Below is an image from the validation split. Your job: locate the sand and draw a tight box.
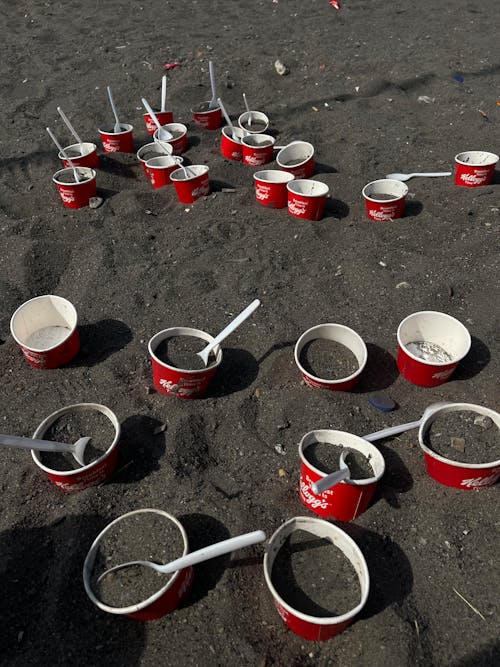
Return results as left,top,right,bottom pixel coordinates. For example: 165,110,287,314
0,1,499,666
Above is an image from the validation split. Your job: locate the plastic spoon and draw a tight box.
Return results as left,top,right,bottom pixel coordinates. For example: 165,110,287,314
97,529,266,582
312,450,350,494
160,75,167,112
46,127,81,182
57,107,84,154
218,97,242,142
362,402,450,442
0,434,91,467
385,171,452,182
208,61,218,109
243,92,252,128
107,86,122,134
197,299,261,367
141,97,173,140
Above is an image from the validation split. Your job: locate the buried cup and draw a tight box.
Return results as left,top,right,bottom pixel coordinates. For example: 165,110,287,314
191,101,222,130
253,170,294,208
98,124,134,153
362,179,408,221
58,142,99,169
263,516,370,641
454,151,498,187
146,155,184,189
153,123,188,155
148,327,222,398
294,323,368,391
299,430,385,521
136,141,173,178
32,403,120,492
276,141,315,179
397,311,471,387
241,133,275,166
144,110,174,134
10,294,79,369
238,110,269,135
52,166,97,209
220,125,246,161
170,165,210,204
287,179,329,221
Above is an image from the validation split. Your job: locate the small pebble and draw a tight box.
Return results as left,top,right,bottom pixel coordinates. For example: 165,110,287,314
278,468,287,477
473,415,493,430
451,437,465,453
274,60,289,76
89,196,103,209
274,444,286,455
396,281,412,289
368,393,397,412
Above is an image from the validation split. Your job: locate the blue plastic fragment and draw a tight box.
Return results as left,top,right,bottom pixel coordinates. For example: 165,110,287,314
368,392,397,412
454,74,464,83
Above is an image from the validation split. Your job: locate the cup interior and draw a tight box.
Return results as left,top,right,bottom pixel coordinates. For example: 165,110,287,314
253,170,294,185
455,151,499,167
10,295,77,349
146,155,179,169
53,167,95,185
362,179,408,201
222,126,246,143
137,142,173,162
238,111,269,132
169,165,209,183
398,311,471,364
277,142,314,167
98,124,133,135
59,142,96,159
287,179,329,197
148,327,221,372
242,134,274,148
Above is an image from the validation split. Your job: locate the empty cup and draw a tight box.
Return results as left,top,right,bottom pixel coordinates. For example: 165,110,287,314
362,179,408,221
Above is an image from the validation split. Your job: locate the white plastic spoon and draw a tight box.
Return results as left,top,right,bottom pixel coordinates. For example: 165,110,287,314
46,127,81,182
161,75,167,112
57,107,84,154
208,61,218,109
197,299,261,367
312,450,350,494
218,97,236,132
141,97,173,140
385,171,451,182
107,86,122,134
362,402,450,442
0,434,90,467
243,92,253,128
97,529,266,582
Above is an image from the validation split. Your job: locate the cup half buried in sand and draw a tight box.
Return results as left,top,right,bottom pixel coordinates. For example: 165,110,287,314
153,123,189,155
299,430,385,521
191,60,222,129
10,294,80,369
220,126,246,161
418,402,500,489
241,133,275,166
287,179,329,221
253,169,294,208
263,516,370,641
52,166,97,209
362,179,408,221
31,402,120,492
143,75,174,133
169,165,210,204
136,141,173,178
98,123,134,153
276,141,315,179
294,323,368,391
454,150,498,187
145,155,184,189
58,142,99,169
238,108,269,135
83,509,193,620
397,311,471,387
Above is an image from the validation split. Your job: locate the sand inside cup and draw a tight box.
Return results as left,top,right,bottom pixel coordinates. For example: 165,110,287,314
271,529,361,617
55,169,90,184
405,341,453,363
154,335,216,370
299,339,359,380
91,513,185,608
281,157,308,166
369,193,399,201
240,118,268,132
193,102,219,113
25,325,71,349
40,409,116,470
305,441,374,479
424,410,500,464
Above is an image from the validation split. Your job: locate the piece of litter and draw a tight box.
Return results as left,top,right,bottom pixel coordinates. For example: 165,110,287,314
164,62,181,70
153,423,167,435
454,74,464,83
453,588,486,620
478,109,488,119
312,106,319,112
462,529,470,535
451,437,465,453
184,208,191,213
355,86,360,92
329,0,341,8
379,261,387,267
274,444,286,455
368,393,397,413
418,95,435,104
221,188,236,193
89,196,103,209
255,387,261,398
274,60,289,76
396,281,412,289
473,415,493,430
22,78,28,84
278,468,287,477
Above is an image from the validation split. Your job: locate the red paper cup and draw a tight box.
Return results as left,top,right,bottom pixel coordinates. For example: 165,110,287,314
153,123,189,155
276,141,315,179
263,517,370,641
362,179,408,221
10,294,79,369
238,110,269,135
143,110,174,134
146,155,184,189
253,170,294,208
220,126,246,161
418,403,500,489
191,101,222,130
294,323,367,391
83,509,193,620
397,311,471,387
52,166,97,209
31,403,120,492
454,151,498,187
98,124,134,153
148,327,222,398
58,142,99,169
137,142,173,178
287,179,329,221
299,430,385,521
170,165,210,204
241,134,275,167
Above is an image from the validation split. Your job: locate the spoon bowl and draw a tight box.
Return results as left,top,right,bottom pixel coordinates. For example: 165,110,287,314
311,449,350,494
362,402,451,442
0,434,90,467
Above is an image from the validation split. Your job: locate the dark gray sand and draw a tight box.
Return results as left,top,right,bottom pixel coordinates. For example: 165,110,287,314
299,339,359,379
153,335,213,370
305,442,374,479
1,1,499,666
425,410,499,464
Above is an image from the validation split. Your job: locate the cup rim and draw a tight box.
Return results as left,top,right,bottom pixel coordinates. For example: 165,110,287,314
148,327,222,373
143,110,173,118
57,142,97,160
253,169,295,185
137,142,173,162
52,167,96,186
238,111,270,133
362,179,409,202
169,165,209,183
83,509,189,615
276,141,315,168
31,402,121,475
241,133,275,148
98,124,133,136
418,402,500,469
145,155,179,169
454,151,499,167
221,125,246,142
10,294,78,352
287,179,329,198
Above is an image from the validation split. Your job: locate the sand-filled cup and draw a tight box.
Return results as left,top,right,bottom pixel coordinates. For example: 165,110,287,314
397,311,471,387
287,179,329,221
58,142,99,169
144,110,174,134
241,134,275,166
98,124,134,153
263,516,370,641
146,155,184,189
191,101,222,130
10,294,79,368
418,403,500,489
153,123,188,155
253,170,294,208
220,126,246,161
238,110,270,135
31,402,120,492
136,141,173,179
170,165,210,204
276,141,315,179
52,166,97,209
362,179,408,221
454,151,498,187
299,430,385,521
83,509,193,620
294,323,367,392
148,327,222,398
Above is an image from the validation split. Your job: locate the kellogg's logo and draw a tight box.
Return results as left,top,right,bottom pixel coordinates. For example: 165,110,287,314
431,368,454,380
460,470,500,488
460,172,488,185
288,199,308,216
368,208,396,221
191,182,210,198
300,479,329,510
256,185,270,200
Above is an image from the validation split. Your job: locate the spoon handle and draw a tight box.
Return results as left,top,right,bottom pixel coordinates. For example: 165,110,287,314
217,98,234,129
141,97,161,130
107,86,121,130
0,433,75,454
57,107,83,146
209,61,216,100
243,92,251,114
46,127,80,182
161,75,167,112
412,172,452,178
312,468,350,494
199,299,261,362
363,419,422,442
